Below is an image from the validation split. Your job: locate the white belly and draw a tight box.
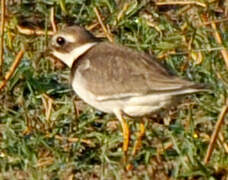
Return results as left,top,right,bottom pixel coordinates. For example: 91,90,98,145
123,94,172,116
72,72,125,113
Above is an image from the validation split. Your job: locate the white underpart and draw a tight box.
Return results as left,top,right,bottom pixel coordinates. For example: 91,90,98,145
52,42,97,68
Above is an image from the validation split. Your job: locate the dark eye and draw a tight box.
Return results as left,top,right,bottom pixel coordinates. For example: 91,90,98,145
56,36,65,46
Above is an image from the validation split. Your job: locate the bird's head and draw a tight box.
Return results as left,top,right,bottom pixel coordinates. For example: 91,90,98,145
50,26,98,68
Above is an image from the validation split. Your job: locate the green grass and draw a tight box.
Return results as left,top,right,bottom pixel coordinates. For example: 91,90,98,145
1,0,228,179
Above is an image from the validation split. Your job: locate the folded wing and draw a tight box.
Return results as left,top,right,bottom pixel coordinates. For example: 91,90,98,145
72,42,205,100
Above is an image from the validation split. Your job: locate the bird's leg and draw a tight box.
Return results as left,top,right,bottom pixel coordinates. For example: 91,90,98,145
132,122,145,156
114,109,130,153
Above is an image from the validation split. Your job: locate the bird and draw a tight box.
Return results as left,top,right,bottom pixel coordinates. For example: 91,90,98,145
49,25,207,153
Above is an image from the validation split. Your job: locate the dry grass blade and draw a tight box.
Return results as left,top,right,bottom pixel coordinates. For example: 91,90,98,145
17,25,54,36
50,7,57,33
0,0,6,77
86,22,99,31
41,93,54,123
0,49,24,90
55,135,93,146
204,18,228,25
117,3,129,21
204,100,228,164
155,1,206,8
36,157,54,167
93,7,114,42
211,22,228,69
218,133,228,153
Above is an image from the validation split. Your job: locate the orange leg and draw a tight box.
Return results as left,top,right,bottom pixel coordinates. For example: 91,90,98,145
132,122,145,156
114,109,130,153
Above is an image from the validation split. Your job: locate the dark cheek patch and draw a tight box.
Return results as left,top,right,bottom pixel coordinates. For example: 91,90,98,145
52,43,75,54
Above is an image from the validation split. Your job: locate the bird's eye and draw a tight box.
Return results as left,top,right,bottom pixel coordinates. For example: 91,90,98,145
56,36,66,46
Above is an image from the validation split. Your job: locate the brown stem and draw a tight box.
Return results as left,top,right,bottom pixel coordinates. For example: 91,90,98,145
204,100,228,164
0,0,6,77
0,49,24,90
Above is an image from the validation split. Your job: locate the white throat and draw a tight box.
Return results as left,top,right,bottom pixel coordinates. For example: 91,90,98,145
52,42,97,68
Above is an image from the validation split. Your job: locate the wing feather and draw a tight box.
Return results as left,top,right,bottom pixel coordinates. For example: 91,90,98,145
71,42,202,100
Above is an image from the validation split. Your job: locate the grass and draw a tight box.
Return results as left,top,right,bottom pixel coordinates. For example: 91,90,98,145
0,0,228,179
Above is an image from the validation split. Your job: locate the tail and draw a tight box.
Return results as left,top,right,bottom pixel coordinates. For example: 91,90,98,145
187,83,211,92
159,83,211,96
